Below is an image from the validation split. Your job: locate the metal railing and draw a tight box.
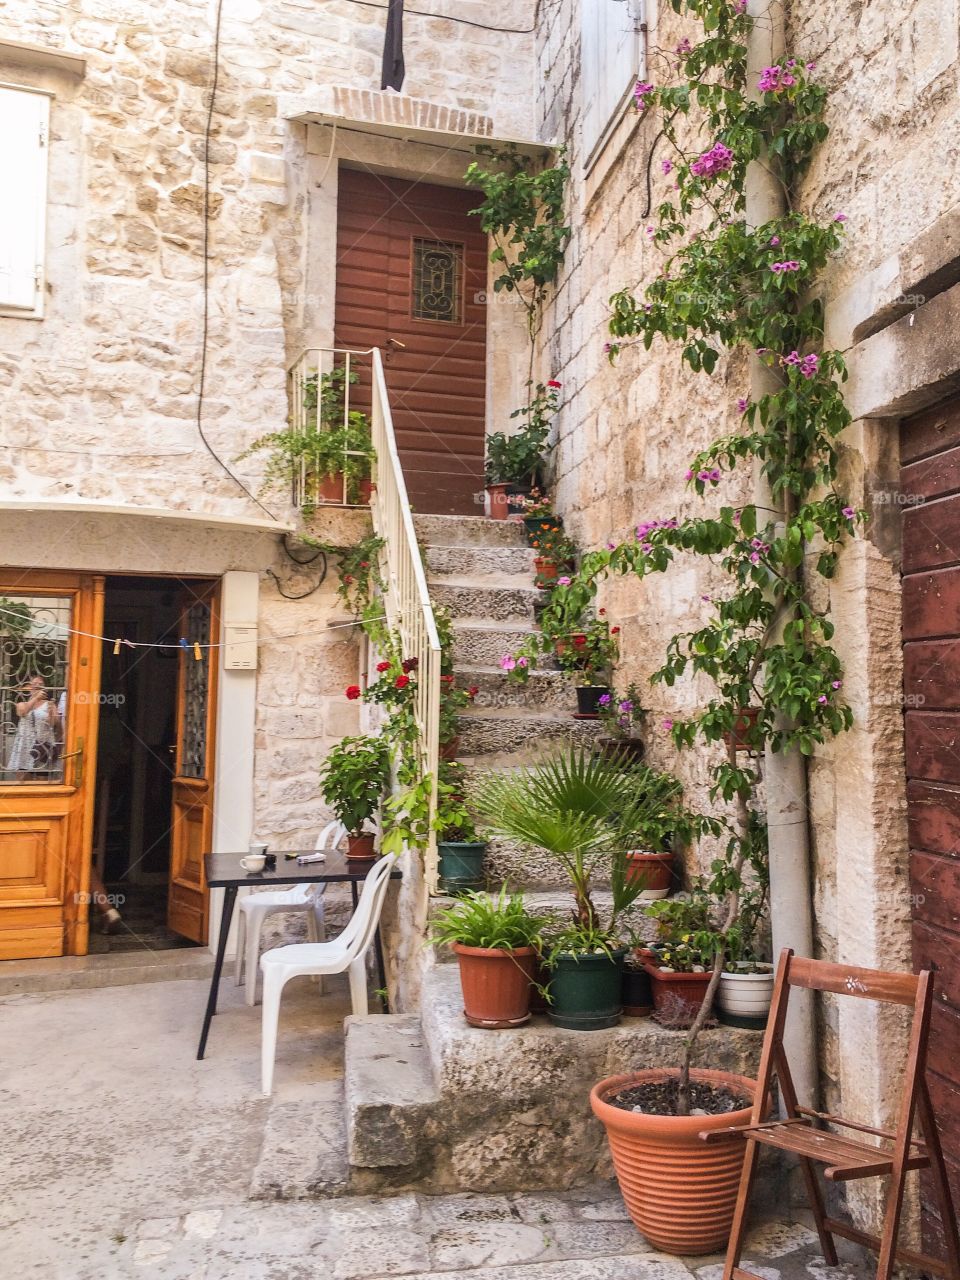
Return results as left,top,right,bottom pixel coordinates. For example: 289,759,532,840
287,348,373,509
288,346,442,888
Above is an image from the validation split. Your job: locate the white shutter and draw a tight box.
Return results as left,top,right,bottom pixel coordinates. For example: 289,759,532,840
581,0,643,165
0,86,49,316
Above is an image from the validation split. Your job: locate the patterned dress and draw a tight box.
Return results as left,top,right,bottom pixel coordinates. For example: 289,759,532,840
6,700,57,773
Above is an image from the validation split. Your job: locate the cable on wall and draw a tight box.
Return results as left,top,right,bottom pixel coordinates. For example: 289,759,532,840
343,0,536,35
194,0,280,524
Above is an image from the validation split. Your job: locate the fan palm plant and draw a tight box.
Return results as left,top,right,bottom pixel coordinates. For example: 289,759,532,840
473,746,662,934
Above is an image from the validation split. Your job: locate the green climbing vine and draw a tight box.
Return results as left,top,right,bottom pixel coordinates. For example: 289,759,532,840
530,0,858,804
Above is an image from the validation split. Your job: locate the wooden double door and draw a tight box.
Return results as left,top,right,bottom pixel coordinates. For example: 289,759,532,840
0,571,218,959
334,168,489,516
901,396,960,1254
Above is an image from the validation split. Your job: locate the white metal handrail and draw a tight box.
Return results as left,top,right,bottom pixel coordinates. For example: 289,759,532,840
288,346,442,889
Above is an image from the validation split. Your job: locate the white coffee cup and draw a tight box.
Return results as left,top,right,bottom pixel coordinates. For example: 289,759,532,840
241,853,266,873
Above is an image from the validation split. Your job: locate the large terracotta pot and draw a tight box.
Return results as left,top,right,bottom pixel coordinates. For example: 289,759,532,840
590,1068,757,1254
453,943,535,1028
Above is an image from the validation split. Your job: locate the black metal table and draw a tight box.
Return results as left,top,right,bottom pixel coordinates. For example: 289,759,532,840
197,850,402,1060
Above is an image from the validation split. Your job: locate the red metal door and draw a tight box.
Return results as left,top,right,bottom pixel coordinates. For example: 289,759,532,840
334,168,488,516
902,396,960,1255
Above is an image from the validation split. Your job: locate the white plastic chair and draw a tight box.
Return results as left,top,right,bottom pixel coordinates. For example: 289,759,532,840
259,852,398,1095
234,821,346,1006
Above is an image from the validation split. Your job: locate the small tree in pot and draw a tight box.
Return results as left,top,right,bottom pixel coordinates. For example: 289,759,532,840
319,735,391,860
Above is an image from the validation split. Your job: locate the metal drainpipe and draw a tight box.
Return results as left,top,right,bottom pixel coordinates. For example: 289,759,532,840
745,0,819,1111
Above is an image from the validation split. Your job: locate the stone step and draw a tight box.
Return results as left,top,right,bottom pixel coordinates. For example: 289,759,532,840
249,1083,352,1200
344,1014,440,1171
431,580,541,625
0,946,215,996
426,543,535,578
463,666,573,714
452,621,538,667
415,513,528,548
455,710,605,759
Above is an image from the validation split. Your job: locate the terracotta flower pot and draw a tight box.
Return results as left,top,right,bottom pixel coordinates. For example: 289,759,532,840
358,478,375,504
591,1068,758,1254
533,556,561,584
486,483,510,520
722,706,760,751
453,943,535,1029
316,471,345,503
644,962,712,1027
346,831,377,861
625,851,674,900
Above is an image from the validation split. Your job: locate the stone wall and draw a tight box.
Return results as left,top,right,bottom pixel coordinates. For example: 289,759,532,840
0,0,536,515
532,0,960,1229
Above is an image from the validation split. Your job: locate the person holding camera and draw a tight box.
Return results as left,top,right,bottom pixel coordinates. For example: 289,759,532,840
6,675,60,781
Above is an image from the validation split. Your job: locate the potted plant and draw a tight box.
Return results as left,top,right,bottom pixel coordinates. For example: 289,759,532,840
621,764,699,901
473,746,665,1030
436,762,487,894
530,525,576,587
430,888,548,1028
517,487,557,543
556,616,619,717
717,863,772,1029
238,367,375,509
438,676,478,761
485,381,559,518
621,945,654,1017
318,734,391,860
597,683,646,760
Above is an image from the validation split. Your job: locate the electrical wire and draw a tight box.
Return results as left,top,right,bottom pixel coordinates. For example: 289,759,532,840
342,0,535,34
194,0,280,524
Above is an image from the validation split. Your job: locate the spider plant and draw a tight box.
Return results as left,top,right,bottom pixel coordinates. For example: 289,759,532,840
430,887,549,952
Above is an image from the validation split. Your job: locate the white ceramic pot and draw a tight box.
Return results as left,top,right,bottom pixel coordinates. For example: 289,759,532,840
717,966,774,1021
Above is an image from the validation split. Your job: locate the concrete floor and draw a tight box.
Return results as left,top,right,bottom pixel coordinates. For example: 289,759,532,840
0,974,876,1280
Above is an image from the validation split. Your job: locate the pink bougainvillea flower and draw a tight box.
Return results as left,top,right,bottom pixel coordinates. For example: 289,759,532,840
557,575,572,586
516,656,528,668
737,397,749,413
817,695,828,704
662,718,674,731
690,141,734,179
499,655,516,671
634,81,655,108
675,37,692,54
606,540,617,550
661,160,673,175
832,680,842,689
684,468,694,481
834,212,847,222
842,506,855,519
769,235,781,246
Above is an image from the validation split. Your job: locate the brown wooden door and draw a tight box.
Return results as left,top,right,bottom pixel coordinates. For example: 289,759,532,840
902,396,960,1255
0,572,103,958
167,582,219,943
334,168,488,516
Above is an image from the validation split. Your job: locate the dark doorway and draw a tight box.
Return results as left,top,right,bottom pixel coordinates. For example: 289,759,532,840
89,577,191,953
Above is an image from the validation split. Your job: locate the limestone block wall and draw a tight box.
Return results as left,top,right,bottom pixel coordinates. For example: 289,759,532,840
533,0,960,1214
0,0,535,516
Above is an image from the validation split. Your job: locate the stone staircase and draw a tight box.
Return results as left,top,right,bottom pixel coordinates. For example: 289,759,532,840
251,514,763,1202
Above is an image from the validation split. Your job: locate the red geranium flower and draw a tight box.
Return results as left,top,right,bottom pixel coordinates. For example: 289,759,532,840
611,626,621,635
599,608,606,616
572,634,587,648
395,675,410,689
359,561,369,568
345,685,361,700
547,379,562,388
402,656,419,673
343,574,354,584
468,686,479,697
441,674,454,684
376,660,391,673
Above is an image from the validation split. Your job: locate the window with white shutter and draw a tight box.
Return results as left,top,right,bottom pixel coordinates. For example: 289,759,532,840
0,85,50,318
580,0,644,170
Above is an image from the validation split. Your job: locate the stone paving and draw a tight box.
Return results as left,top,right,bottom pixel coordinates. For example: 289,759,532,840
0,974,876,1280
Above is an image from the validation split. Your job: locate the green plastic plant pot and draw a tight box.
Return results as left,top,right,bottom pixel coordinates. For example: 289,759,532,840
438,841,487,894
547,948,626,1030
523,515,556,544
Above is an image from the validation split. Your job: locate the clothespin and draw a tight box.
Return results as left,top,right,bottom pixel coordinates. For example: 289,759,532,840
113,639,121,655
179,638,189,653
193,641,202,661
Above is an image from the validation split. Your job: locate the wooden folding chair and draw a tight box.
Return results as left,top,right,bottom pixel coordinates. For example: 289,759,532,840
704,948,960,1280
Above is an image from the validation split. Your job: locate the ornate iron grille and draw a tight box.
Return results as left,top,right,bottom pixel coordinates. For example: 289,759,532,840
0,594,70,783
412,238,463,323
179,601,210,780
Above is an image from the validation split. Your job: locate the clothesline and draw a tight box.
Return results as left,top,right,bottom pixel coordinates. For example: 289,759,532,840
0,604,382,656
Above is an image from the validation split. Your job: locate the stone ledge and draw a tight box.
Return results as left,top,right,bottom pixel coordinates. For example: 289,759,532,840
0,35,86,77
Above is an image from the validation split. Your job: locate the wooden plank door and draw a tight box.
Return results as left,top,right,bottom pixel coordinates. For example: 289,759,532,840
334,167,489,516
0,572,103,958
901,395,960,1256
167,582,219,944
